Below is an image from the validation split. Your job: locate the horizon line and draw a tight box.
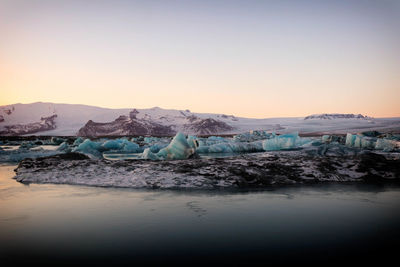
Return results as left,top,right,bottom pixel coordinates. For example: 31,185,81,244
1,101,399,119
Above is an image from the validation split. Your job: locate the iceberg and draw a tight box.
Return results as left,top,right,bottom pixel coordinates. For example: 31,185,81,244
73,137,84,146
321,135,331,142
196,140,264,154
102,139,125,150
56,142,70,152
122,140,142,153
73,138,143,158
375,138,397,152
72,139,104,158
50,137,65,145
187,135,199,149
146,142,168,153
345,133,356,147
141,148,160,160
233,130,271,142
345,133,375,149
207,143,234,153
344,133,399,151
140,136,170,153
19,142,38,150
143,137,161,144
100,138,142,153
156,132,196,160
262,132,310,151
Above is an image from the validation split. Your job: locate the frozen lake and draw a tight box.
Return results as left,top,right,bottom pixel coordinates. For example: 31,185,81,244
1,164,399,264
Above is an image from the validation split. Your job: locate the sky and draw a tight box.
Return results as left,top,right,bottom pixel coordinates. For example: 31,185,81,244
0,0,399,118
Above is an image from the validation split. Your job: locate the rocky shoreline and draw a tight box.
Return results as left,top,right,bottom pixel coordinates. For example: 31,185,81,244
14,151,400,189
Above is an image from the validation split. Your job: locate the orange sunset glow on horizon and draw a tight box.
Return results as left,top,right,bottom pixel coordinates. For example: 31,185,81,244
1,0,399,118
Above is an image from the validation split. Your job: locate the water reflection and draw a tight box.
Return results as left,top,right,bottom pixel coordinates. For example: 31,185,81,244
0,165,399,264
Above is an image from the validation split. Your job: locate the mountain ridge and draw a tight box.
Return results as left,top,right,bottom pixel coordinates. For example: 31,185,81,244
0,102,399,136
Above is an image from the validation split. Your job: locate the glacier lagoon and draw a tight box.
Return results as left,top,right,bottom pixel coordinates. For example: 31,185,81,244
1,131,400,264
0,164,399,264
1,131,399,189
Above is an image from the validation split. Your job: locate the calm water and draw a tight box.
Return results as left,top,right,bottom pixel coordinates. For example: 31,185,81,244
0,164,399,265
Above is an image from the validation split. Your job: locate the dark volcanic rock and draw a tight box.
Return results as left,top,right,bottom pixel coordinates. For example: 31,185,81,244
357,152,400,182
13,152,400,189
0,114,57,136
16,152,89,170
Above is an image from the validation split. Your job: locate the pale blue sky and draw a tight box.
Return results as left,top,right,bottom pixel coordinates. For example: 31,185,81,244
1,0,399,117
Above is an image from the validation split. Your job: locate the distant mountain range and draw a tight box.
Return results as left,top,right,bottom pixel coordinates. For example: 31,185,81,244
304,114,373,120
0,102,399,136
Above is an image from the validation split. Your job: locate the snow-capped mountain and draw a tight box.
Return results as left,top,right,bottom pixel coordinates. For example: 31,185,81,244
0,102,399,136
0,114,57,135
304,113,373,120
77,110,177,137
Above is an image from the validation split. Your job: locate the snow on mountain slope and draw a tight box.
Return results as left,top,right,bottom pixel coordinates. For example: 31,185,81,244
0,102,399,136
304,113,373,120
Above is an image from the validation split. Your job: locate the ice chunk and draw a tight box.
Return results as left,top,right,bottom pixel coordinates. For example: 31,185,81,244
196,140,264,154
262,132,310,151
345,133,375,149
146,142,168,153
19,142,37,150
354,135,362,148
72,137,84,146
50,137,65,145
360,137,375,149
233,130,271,142
345,133,356,147
375,138,397,152
198,136,229,147
56,142,70,152
156,132,196,160
99,139,142,153
72,139,103,158
187,135,199,150
122,140,142,153
195,146,209,154
141,148,160,160
232,141,264,153
143,137,161,144
102,139,124,150
321,135,330,142
140,136,170,153
208,143,234,153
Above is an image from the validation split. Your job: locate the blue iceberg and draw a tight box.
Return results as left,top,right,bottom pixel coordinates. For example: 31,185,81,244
72,139,104,158
73,137,84,146
102,139,125,150
262,132,310,151
154,132,196,160
56,142,70,152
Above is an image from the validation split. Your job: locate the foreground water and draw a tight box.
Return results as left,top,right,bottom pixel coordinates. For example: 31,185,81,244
1,164,399,265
